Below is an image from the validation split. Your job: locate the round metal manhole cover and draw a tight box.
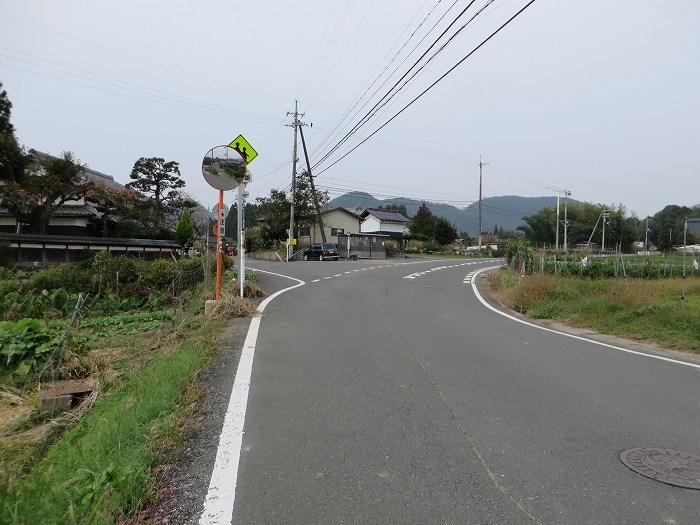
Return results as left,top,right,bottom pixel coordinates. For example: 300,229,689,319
620,448,700,489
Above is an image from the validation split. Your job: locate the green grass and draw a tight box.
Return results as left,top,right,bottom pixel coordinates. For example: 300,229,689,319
0,319,224,525
489,271,700,352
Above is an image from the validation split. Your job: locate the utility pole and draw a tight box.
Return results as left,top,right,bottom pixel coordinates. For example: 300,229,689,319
563,190,571,252
285,101,305,261
682,217,687,301
555,192,560,251
644,217,649,254
545,186,570,252
478,155,488,249
601,209,610,253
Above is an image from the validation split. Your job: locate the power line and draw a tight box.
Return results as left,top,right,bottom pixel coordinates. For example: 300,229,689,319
0,61,286,126
306,0,377,107
315,0,537,176
296,0,358,104
0,11,289,103
0,49,283,124
310,0,454,158
312,0,482,169
295,0,342,101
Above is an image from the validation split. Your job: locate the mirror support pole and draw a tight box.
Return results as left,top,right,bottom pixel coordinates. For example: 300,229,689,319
215,190,224,299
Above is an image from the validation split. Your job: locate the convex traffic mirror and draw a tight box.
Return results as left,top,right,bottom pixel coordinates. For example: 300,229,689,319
201,145,247,191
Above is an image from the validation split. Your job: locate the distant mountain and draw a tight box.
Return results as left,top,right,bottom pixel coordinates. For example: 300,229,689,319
329,191,562,236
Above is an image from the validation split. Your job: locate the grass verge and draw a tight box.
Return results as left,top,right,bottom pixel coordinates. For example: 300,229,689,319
0,318,225,524
488,270,700,352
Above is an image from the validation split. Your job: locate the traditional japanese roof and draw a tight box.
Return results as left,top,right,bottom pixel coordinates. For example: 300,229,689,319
360,208,410,222
28,149,127,191
320,207,363,219
0,232,179,248
51,203,100,217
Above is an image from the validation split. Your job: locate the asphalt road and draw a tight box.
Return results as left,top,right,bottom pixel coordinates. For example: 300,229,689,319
204,258,700,524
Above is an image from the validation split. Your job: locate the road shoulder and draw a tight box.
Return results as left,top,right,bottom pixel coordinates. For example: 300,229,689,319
150,316,251,524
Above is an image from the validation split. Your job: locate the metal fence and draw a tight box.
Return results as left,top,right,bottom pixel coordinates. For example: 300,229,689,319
335,233,388,259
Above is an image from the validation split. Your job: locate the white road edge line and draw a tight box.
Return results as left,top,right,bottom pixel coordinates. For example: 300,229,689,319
470,266,700,370
199,269,305,525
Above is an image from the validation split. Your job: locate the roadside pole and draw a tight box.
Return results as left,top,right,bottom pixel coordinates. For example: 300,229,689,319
238,183,244,298
682,217,687,302
201,137,257,310
216,189,224,299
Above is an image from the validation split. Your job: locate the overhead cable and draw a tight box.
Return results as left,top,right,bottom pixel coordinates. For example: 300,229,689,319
315,0,537,176
311,0,453,157
312,0,481,169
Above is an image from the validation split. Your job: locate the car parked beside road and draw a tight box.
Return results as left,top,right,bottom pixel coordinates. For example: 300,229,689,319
303,243,339,261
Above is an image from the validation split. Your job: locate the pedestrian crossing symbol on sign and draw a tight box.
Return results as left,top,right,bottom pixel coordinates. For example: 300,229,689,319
229,134,258,164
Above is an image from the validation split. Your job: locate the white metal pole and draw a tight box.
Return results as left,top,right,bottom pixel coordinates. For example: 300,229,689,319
563,190,569,252
555,191,560,251
682,218,687,301
238,184,244,298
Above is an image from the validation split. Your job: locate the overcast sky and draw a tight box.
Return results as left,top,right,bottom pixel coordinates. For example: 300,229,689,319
2,0,698,220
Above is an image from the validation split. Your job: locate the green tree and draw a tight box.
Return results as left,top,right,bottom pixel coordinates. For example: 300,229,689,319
0,82,28,183
126,157,185,230
520,202,639,251
256,189,290,246
254,175,329,247
601,205,636,252
84,182,138,237
295,171,330,231
649,205,696,252
0,81,12,135
570,204,635,252
379,203,408,218
434,216,458,245
460,231,474,244
0,151,88,234
518,206,556,245
410,202,436,237
176,208,195,250
225,202,260,236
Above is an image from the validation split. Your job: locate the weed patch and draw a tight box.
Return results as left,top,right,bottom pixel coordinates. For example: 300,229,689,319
0,321,224,524
489,270,700,352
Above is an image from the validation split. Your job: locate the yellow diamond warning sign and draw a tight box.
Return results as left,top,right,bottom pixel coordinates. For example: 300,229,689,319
229,134,258,164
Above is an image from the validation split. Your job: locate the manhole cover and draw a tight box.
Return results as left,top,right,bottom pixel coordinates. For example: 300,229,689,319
620,448,700,489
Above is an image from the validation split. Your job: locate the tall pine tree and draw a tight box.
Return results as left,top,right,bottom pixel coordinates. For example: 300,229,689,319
410,202,436,237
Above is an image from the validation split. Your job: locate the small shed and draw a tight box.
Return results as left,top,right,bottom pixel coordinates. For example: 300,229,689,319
335,233,389,259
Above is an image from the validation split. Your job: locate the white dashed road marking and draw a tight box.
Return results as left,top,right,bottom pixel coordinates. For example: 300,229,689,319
403,259,502,280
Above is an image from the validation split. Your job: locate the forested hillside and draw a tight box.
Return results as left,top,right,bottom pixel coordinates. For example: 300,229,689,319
329,191,562,236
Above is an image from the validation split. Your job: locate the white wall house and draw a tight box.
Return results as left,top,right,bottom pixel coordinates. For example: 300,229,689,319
359,208,409,240
299,207,362,246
